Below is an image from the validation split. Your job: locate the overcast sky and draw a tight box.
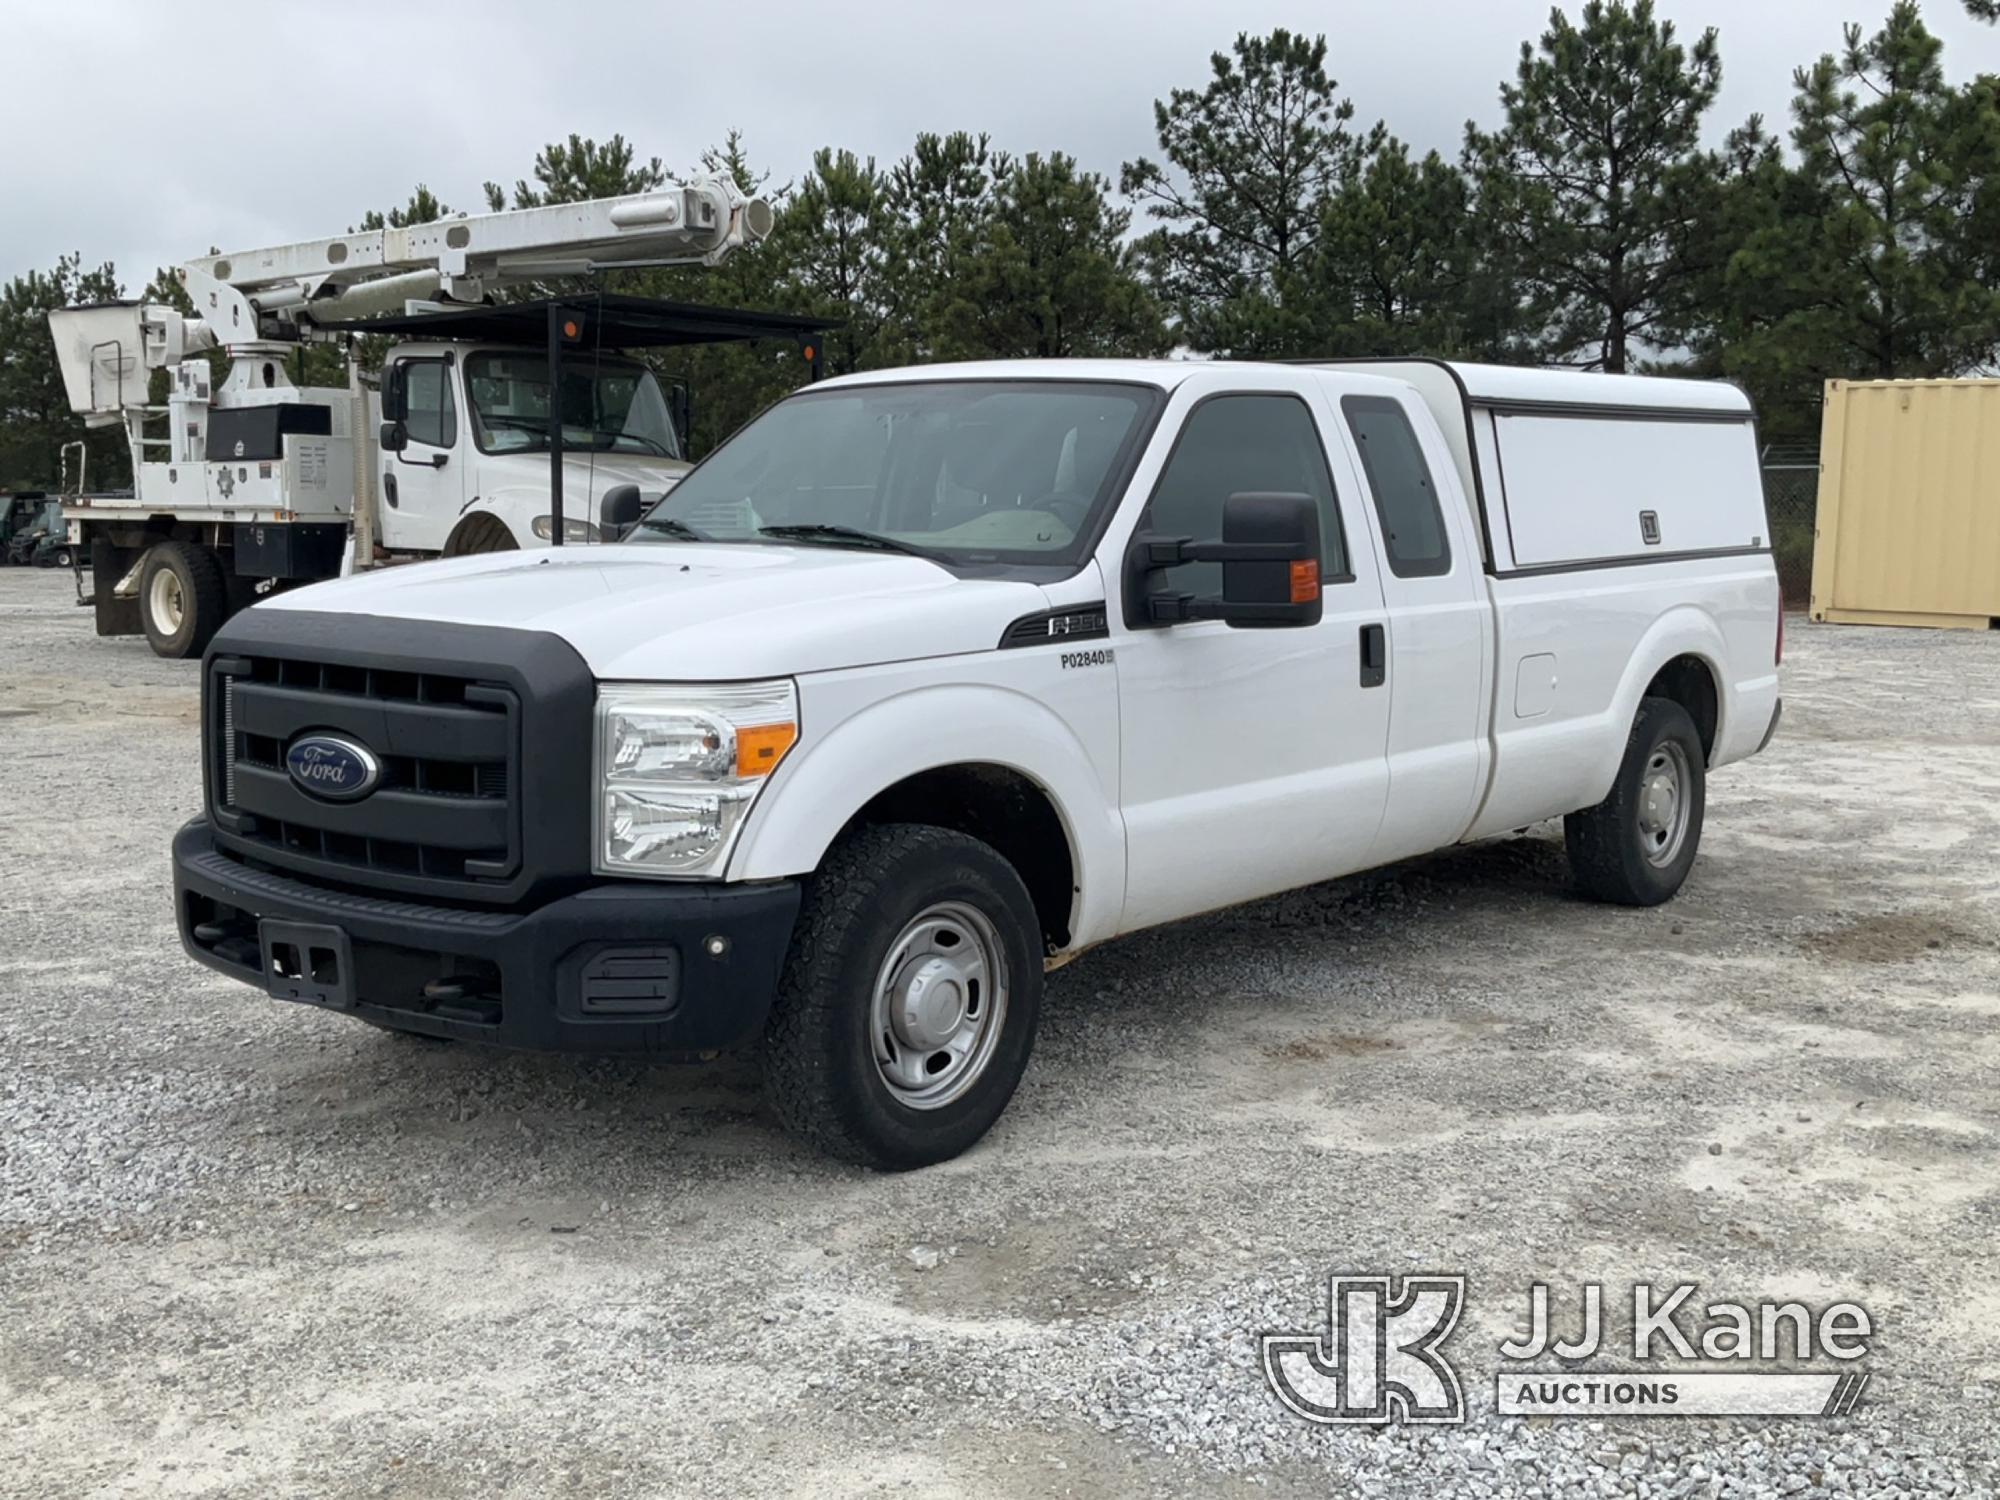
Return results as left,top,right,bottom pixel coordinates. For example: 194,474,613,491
4,0,1994,288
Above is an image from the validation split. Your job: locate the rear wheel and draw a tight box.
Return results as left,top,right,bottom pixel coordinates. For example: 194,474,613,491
1566,696,1706,906
139,540,228,659
763,823,1043,1169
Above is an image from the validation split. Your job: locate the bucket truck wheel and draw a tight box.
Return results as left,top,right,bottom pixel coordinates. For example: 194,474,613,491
139,540,228,659
763,824,1043,1171
1565,696,1706,907
443,515,519,556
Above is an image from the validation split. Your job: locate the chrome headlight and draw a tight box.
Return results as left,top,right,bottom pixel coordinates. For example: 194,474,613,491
594,681,798,878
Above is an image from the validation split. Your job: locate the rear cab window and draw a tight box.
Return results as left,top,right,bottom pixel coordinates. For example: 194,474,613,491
1342,395,1449,577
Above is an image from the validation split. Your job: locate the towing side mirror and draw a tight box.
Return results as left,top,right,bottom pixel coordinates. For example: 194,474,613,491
1129,491,1323,630
380,362,408,423
379,420,408,454
600,484,643,540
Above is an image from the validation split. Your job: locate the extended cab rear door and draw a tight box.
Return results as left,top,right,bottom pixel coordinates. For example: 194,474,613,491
1106,370,1392,933
1322,378,1493,865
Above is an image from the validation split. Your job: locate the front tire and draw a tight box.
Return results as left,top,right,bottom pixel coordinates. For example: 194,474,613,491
1565,696,1706,906
443,514,519,556
139,540,228,659
763,824,1044,1170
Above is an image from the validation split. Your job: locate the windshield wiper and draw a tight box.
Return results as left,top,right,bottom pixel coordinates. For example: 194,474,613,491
633,515,708,541
756,524,942,561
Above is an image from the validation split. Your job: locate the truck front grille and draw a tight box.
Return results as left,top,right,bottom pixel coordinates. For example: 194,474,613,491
207,652,520,893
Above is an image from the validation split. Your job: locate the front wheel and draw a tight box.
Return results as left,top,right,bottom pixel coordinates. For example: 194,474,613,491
139,540,229,659
763,823,1044,1170
1565,695,1706,906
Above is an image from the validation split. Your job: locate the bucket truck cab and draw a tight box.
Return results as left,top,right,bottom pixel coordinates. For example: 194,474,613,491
170,357,1784,1171
44,178,817,659
371,339,693,553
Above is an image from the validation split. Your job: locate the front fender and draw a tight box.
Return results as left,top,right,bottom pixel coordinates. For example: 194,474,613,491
471,486,552,543
727,682,1125,951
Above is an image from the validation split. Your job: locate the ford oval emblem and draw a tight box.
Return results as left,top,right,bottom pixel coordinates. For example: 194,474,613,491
286,733,382,801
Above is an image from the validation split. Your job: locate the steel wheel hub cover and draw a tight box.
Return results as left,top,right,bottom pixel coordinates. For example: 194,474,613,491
892,955,971,1050
1637,742,1692,867
869,901,1009,1111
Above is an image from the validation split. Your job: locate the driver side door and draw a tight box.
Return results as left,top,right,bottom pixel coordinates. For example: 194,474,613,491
381,356,468,553
1109,374,1393,933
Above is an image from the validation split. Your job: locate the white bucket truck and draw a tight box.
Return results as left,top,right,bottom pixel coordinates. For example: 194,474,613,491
172,357,1782,1168
44,177,809,658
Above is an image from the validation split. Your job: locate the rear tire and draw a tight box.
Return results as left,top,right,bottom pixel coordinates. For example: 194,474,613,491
763,823,1043,1170
139,540,228,659
1566,696,1706,906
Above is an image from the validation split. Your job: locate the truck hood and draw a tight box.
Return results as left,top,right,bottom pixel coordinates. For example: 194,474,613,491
482,452,692,507
259,542,1048,679
482,452,696,524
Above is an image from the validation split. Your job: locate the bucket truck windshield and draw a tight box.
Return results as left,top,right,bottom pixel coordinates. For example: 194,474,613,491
464,353,681,460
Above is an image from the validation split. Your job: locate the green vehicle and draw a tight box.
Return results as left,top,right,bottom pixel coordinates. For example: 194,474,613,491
2,496,69,568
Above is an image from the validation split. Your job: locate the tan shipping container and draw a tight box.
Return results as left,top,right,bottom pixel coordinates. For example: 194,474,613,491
1811,378,2000,629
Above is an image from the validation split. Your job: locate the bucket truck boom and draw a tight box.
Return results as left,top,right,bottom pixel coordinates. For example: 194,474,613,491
44,175,813,659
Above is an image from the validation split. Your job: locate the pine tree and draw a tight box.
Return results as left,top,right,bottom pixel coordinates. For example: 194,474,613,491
1120,30,1361,355
771,149,889,377
877,132,1010,362
1310,137,1518,359
1465,1,1722,372
0,254,126,488
484,134,666,211
1711,3,2000,435
932,153,1168,360
356,185,452,232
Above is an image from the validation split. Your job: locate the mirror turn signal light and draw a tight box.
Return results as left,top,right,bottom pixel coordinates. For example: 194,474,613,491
1289,558,1320,605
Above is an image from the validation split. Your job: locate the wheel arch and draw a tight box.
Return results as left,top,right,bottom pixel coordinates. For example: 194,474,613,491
1643,653,1721,763
1612,608,1732,765
442,511,519,557
728,685,1122,953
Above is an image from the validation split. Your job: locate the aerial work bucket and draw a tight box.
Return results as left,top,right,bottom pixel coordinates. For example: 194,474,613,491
46,302,154,422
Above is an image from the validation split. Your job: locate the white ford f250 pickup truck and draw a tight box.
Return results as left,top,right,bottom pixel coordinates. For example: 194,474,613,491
173,358,1783,1168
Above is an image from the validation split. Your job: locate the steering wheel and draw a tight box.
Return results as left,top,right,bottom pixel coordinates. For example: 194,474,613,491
1024,492,1092,532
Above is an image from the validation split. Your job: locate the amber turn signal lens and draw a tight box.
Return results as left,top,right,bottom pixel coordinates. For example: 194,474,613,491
735,722,798,778
1289,558,1320,604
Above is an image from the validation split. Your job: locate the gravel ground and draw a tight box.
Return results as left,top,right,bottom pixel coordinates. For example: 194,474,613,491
2,565,1998,1498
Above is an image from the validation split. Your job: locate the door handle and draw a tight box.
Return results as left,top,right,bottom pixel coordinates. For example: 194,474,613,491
1359,623,1386,688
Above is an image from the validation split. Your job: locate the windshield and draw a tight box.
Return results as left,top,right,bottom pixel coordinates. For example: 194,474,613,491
464,352,681,460
633,380,1158,567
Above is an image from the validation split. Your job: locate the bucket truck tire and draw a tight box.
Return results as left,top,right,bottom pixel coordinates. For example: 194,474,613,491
1565,696,1706,907
763,824,1043,1171
139,541,228,659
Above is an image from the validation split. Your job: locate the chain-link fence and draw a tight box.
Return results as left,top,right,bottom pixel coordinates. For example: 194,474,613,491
1762,464,1818,605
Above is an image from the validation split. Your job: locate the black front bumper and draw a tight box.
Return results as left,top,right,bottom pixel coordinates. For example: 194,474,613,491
173,820,801,1055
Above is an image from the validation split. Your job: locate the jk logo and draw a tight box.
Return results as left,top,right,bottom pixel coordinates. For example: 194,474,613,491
1262,1275,1467,1425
